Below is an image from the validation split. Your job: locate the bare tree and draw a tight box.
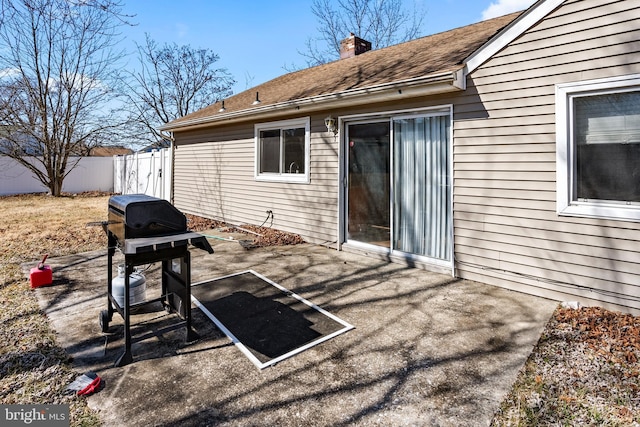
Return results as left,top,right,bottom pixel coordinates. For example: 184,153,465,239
125,34,235,148
0,0,131,196
300,0,426,66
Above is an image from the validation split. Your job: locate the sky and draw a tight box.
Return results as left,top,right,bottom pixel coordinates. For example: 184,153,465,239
120,0,537,95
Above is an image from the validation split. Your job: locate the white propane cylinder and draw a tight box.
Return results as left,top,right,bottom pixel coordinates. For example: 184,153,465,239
112,265,147,308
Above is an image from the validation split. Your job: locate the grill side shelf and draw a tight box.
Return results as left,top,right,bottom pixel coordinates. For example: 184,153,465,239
122,232,214,255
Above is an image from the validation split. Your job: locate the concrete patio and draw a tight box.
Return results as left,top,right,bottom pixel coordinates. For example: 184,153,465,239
33,233,558,426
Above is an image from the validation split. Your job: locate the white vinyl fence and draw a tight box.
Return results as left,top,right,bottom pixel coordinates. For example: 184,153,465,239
113,149,171,201
0,156,114,196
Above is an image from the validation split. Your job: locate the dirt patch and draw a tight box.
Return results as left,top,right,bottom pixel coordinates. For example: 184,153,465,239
185,214,305,248
555,307,640,364
185,213,226,232
492,306,640,425
231,225,306,248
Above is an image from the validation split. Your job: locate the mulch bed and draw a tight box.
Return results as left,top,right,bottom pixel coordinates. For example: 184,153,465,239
555,306,640,365
185,214,305,248
492,305,640,426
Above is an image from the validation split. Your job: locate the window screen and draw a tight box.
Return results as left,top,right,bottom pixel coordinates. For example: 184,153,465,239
574,91,640,202
255,117,309,182
259,129,280,173
283,128,305,174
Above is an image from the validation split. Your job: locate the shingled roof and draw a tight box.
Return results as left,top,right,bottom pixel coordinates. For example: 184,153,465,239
164,12,521,131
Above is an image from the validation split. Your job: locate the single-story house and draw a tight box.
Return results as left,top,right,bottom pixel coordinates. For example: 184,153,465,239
163,0,640,315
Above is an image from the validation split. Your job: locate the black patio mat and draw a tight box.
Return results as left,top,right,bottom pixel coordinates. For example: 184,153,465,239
190,270,354,369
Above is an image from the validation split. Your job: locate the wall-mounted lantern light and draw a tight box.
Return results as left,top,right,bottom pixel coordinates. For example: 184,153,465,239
324,116,338,136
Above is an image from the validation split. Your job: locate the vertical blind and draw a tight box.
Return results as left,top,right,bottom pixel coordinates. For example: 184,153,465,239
393,115,451,260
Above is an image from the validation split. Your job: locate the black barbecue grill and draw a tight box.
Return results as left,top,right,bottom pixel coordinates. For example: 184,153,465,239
101,194,213,367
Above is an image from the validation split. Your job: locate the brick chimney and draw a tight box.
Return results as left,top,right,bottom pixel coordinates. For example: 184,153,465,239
339,33,372,59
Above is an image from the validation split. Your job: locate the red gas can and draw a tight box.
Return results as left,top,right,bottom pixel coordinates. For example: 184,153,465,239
30,255,53,288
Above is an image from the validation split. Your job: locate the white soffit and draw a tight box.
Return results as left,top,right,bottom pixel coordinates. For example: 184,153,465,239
464,0,565,74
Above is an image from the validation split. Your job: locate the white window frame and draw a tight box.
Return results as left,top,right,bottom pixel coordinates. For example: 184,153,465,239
556,74,640,221
254,117,310,183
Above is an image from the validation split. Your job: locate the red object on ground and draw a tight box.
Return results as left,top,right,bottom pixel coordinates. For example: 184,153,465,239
77,375,103,396
66,371,104,396
30,254,53,288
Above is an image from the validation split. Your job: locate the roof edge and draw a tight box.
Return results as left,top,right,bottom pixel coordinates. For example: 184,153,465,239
464,0,565,74
161,70,462,132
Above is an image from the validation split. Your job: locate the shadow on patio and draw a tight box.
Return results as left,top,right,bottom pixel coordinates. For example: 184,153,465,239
33,238,557,426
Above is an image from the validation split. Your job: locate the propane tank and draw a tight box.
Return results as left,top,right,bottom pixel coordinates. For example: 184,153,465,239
112,265,147,308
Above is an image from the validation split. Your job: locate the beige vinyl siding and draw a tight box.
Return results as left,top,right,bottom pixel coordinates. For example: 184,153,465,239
171,97,453,247
173,117,340,245
454,0,640,313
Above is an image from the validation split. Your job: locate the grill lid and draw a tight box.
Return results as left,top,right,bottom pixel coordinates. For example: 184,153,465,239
108,194,187,240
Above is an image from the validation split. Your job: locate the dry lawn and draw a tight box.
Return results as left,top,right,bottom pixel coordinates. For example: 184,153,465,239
1,193,107,264
1,193,109,426
1,193,639,426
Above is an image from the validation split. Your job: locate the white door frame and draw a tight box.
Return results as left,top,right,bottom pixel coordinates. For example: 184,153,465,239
337,105,454,271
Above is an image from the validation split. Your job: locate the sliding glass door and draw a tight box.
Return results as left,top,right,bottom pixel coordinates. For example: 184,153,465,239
345,112,451,263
